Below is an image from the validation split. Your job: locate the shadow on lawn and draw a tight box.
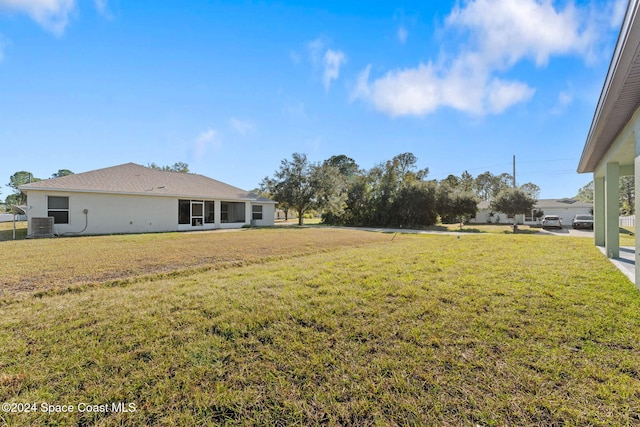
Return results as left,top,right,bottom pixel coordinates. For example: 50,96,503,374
620,227,635,236
0,222,27,242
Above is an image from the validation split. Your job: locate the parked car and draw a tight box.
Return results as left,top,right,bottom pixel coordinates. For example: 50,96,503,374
542,215,562,229
572,214,594,230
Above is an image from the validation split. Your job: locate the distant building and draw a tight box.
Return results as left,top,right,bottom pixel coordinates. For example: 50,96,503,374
470,198,593,225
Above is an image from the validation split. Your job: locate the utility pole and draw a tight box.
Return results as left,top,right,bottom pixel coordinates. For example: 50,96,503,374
513,155,516,188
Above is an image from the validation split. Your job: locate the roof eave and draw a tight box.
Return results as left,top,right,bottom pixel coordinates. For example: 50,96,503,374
19,187,276,203
578,0,640,174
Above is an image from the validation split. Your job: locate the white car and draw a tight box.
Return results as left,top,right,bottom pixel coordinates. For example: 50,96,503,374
542,215,562,229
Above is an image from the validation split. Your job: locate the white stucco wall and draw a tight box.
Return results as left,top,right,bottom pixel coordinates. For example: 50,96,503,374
469,210,524,224
24,190,276,236
25,191,179,235
251,203,275,227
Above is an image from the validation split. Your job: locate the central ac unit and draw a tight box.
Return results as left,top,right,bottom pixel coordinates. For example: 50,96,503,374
30,217,54,238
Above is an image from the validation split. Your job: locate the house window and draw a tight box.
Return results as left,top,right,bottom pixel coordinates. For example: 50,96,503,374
205,201,214,224
178,200,190,224
47,196,69,224
252,205,263,221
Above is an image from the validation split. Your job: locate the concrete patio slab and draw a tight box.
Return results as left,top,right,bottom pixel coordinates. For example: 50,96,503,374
598,246,635,283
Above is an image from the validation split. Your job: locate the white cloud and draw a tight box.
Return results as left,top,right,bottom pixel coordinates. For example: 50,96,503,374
353,60,534,117
551,90,573,114
230,118,254,135
194,129,221,160
323,49,346,90
485,78,536,114
610,0,627,29
306,37,346,91
446,0,595,68
397,26,408,44
353,0,603,117
0,0,76,35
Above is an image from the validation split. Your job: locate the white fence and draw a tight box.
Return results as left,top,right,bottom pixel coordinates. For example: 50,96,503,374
0,214,27,222
620,215,635,228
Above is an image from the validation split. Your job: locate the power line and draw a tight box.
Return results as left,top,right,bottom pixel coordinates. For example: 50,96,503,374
429,157,581,180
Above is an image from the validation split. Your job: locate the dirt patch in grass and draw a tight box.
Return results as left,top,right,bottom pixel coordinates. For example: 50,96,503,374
0,228,390,301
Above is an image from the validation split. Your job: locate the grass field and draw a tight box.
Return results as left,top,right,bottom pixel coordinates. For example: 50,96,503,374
0,228,639,425
0,228,389,301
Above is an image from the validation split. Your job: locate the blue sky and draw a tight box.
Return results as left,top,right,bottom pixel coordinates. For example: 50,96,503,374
0,0,628,199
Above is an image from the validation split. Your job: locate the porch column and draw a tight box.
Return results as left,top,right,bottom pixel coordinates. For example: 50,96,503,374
245,201,252,225
605,162,619,259
214,200,221,227
594,175,605,246
635,132,640,289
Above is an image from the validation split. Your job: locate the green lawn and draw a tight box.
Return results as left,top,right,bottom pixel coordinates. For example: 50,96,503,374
0,229,639,426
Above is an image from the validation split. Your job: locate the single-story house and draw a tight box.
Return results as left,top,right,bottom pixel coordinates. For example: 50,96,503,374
577,0,640,289
469,198,593,226
19,163,276,237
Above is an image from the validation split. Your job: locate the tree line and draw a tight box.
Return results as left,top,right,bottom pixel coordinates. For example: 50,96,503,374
575,178,634,215
261,153,538,227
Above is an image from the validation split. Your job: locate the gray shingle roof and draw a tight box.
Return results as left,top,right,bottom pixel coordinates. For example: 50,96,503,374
19,163,274,203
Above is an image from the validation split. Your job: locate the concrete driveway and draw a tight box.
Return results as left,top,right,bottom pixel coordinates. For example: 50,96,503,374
536,227,594,238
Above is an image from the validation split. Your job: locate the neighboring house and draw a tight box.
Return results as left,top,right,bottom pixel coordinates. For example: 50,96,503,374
470,199,593,226
19,163,276,237
577,0,640,289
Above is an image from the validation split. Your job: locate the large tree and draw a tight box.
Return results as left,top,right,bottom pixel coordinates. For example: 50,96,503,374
459,170,475,193
6,171,40,206
575,181,594,202
51,169,74,178
575,179,633,215
436,185,479,228
475,172,494,201
149,162,190,173
520,182,541,199
262,153,344,226
474,171,514,201
620,176,634,215
391,181,438,227
490,188,537,224
323,154,359,178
